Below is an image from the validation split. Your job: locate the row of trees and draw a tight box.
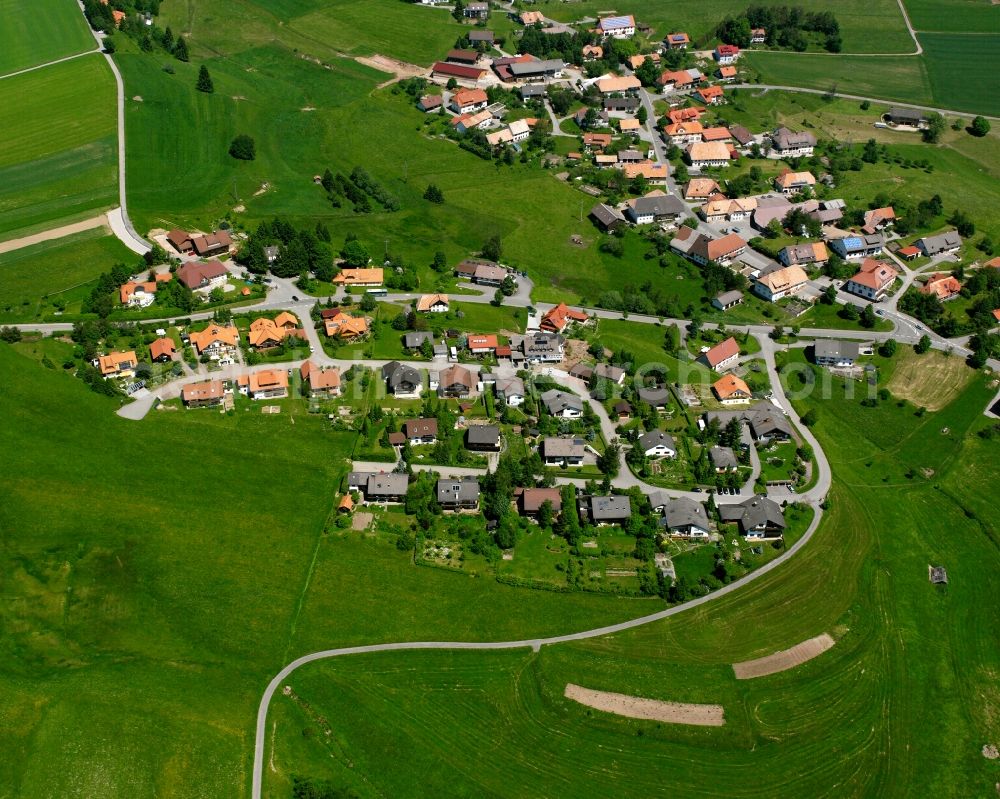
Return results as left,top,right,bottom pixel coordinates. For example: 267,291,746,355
718,5,841,52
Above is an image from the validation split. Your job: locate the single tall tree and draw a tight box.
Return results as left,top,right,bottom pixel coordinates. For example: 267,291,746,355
196,64,214,93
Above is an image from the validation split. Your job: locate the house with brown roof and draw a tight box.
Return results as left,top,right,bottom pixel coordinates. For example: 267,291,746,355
685,178,722,200
699,337,740,372
582,132,613,151
190,231,233,257
689,232,747,266
98,350,138,378
701,126,732,143
920,273,962,301
333,268,384,287
774,170,816,195
176,261,229,292
713,374,752,405
519,487,563,517
403,418,438,445
447,48,480,65
240,369,289,400
862,207,896,235
166,228,194,253
181,379,226,408
753,265,809,302
540,302,588,333
418,95,443,113
150,337,176,362
300,361,341,397
596,75,642,95
416,293,449,313
845,258,898,301
189,324,239,356
437,364,474,397
431,62,486,84
687,141,732,168
779,242,829,268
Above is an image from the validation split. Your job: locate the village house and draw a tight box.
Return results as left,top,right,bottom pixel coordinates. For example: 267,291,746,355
582,44,604,61
383,361,423,398
829,233,885,261
466,424,501,452
98,350,138,378
720,495,786,538
181,379,225,408
350,472,410,504
541,436,586,466
519,487,562,518
582,495,632,526
495,376,525,406
416,293,450,313
436,478,480,511
150,337,176,362
248,314,305,349
590,202,627,232
625,191,686,225
709,445,739,473
663,32,690,50
754,265,809,302
403,331,434,351
622,162,668,183
662,497,710,538
120,275,169,307
189,323,239,357
844,258,898,301
176,261,229,293
438,364,474,397
597,14,636,38
920,273,962,301
664,120,703,145
699,197,756,223
713,374,753,405
604,96,639,112
166,228,232,257
883,107,928,129
471,262,507,286
717,65,738,81
701,126,733,143
704,400,793,443
453,110,493,134
779,242,829,268
774,170,816,195
509,59,565,82
418,94,443,113
862,207,896,235
595,363,625,385
687,141,732,168
637,429,677,458
628,53,660,71
770,127,816,158
522,331,565,362
540,303,587,333
403,418,438,445
447,48,480,66
689,232,747,266
464,1,489,19
813,339,860,368
685,178,722,200
916,231,962,257
300,361,341,397
697,85,725,105
323,311,368,340
713,290,744,311
240,369,289,400
333,268,384,287
750,27,767,43
467,334,499,355
714,44,740,64
520,83,547,101
596,75,642,95
699,336,741,371
541,389,584,418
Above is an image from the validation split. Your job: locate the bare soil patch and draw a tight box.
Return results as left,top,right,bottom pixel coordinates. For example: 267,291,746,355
733,633,835,679
564,683,725,726
886,349,974,411
355,54,428,88
351,512,373,531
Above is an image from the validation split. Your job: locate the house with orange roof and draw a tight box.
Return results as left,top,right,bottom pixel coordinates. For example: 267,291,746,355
689,232,747,266
687,141,732,168
323,311,369,339
416,293,450,313
189,324,239,356
540,302,588,333
701,126,732,143
520,10,544,24
119,280,160,308
717,65,738,81
582,132,613,151
663,32,690,50
668,106,705,124
774,170,816,195
248,316,306,349
663,121,703,145
697,86,725,105
466,334,499,354
713,374,753,405
150,337,177,362
844,258,898,301
627,53,660,70
450,88,488,114
862,207,896,235
699,337,740,372
98,350,138,378
333,268,384,287
619,117,641,135
181,380,226,408
753,265,809,302
240,369,289,400
300,361,341,397
582,44,603,61
112,9,126,26
596,75,642,95
657,69,696,89
778,241,829,268
919,273,962,301
684,178,722,200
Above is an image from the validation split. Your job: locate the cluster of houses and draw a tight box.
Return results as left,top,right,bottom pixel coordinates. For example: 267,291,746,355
118,260,234,309
179,357,343,407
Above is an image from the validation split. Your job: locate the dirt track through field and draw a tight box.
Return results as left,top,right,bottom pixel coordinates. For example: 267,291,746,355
732,633,835,679
354,54,428,88
0,214,109,255
564,683,725,726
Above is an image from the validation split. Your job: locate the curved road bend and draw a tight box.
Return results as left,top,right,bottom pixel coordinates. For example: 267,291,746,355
252,503,823,799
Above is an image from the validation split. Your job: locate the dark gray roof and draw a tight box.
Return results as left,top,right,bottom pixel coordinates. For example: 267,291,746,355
604,97,640,111
468,29,494,41
467,424,500,445
704,400,793,440
509,59,565,76
720,494,785,530
637,386,671,407
541,389,583,415
519,84,547,98
367,473,409,496
918,230,962,254
814,339,860,360
436,478,480,504
715,289,744,306
663,497,709,531
542,436,586,458
404,331,434,348
887,106,926,122
709,445,738,470
383,361,422,391
595,363,625,382
630,194,686,217
637,429,676,452
590,495,632,521
590,203,625,227
523,332,564,358
496,376,524,397
772,126,816,150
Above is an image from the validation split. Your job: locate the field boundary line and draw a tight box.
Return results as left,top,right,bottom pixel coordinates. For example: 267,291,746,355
0,47,100,81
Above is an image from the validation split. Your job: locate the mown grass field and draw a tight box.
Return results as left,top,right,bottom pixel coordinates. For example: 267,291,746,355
0,54,117,240
903,0,1000,33
919,33,1000,116
0,343,658,796
0,229,135,322
264,355,1000,798
540,0,915,53
0,0,95,76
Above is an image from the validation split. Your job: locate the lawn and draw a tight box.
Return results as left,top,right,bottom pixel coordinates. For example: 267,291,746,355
0,0,95,76
0,343,661,797
0,54,117,239
0,229,136,322
263,359,1000,799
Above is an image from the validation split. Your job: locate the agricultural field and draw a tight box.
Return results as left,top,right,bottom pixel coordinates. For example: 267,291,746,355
919,33,1000,117
540,0,916,53
903,0,1000,33
0,54,117,240
0,229,136,322
885,347,975,410
0,0,96,75
0,343,659,796
261,353,1000,799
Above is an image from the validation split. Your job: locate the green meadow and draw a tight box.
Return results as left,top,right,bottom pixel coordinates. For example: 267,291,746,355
0,54,117,239
264,356,1000,799
0,229,135,322
0,0,96,76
